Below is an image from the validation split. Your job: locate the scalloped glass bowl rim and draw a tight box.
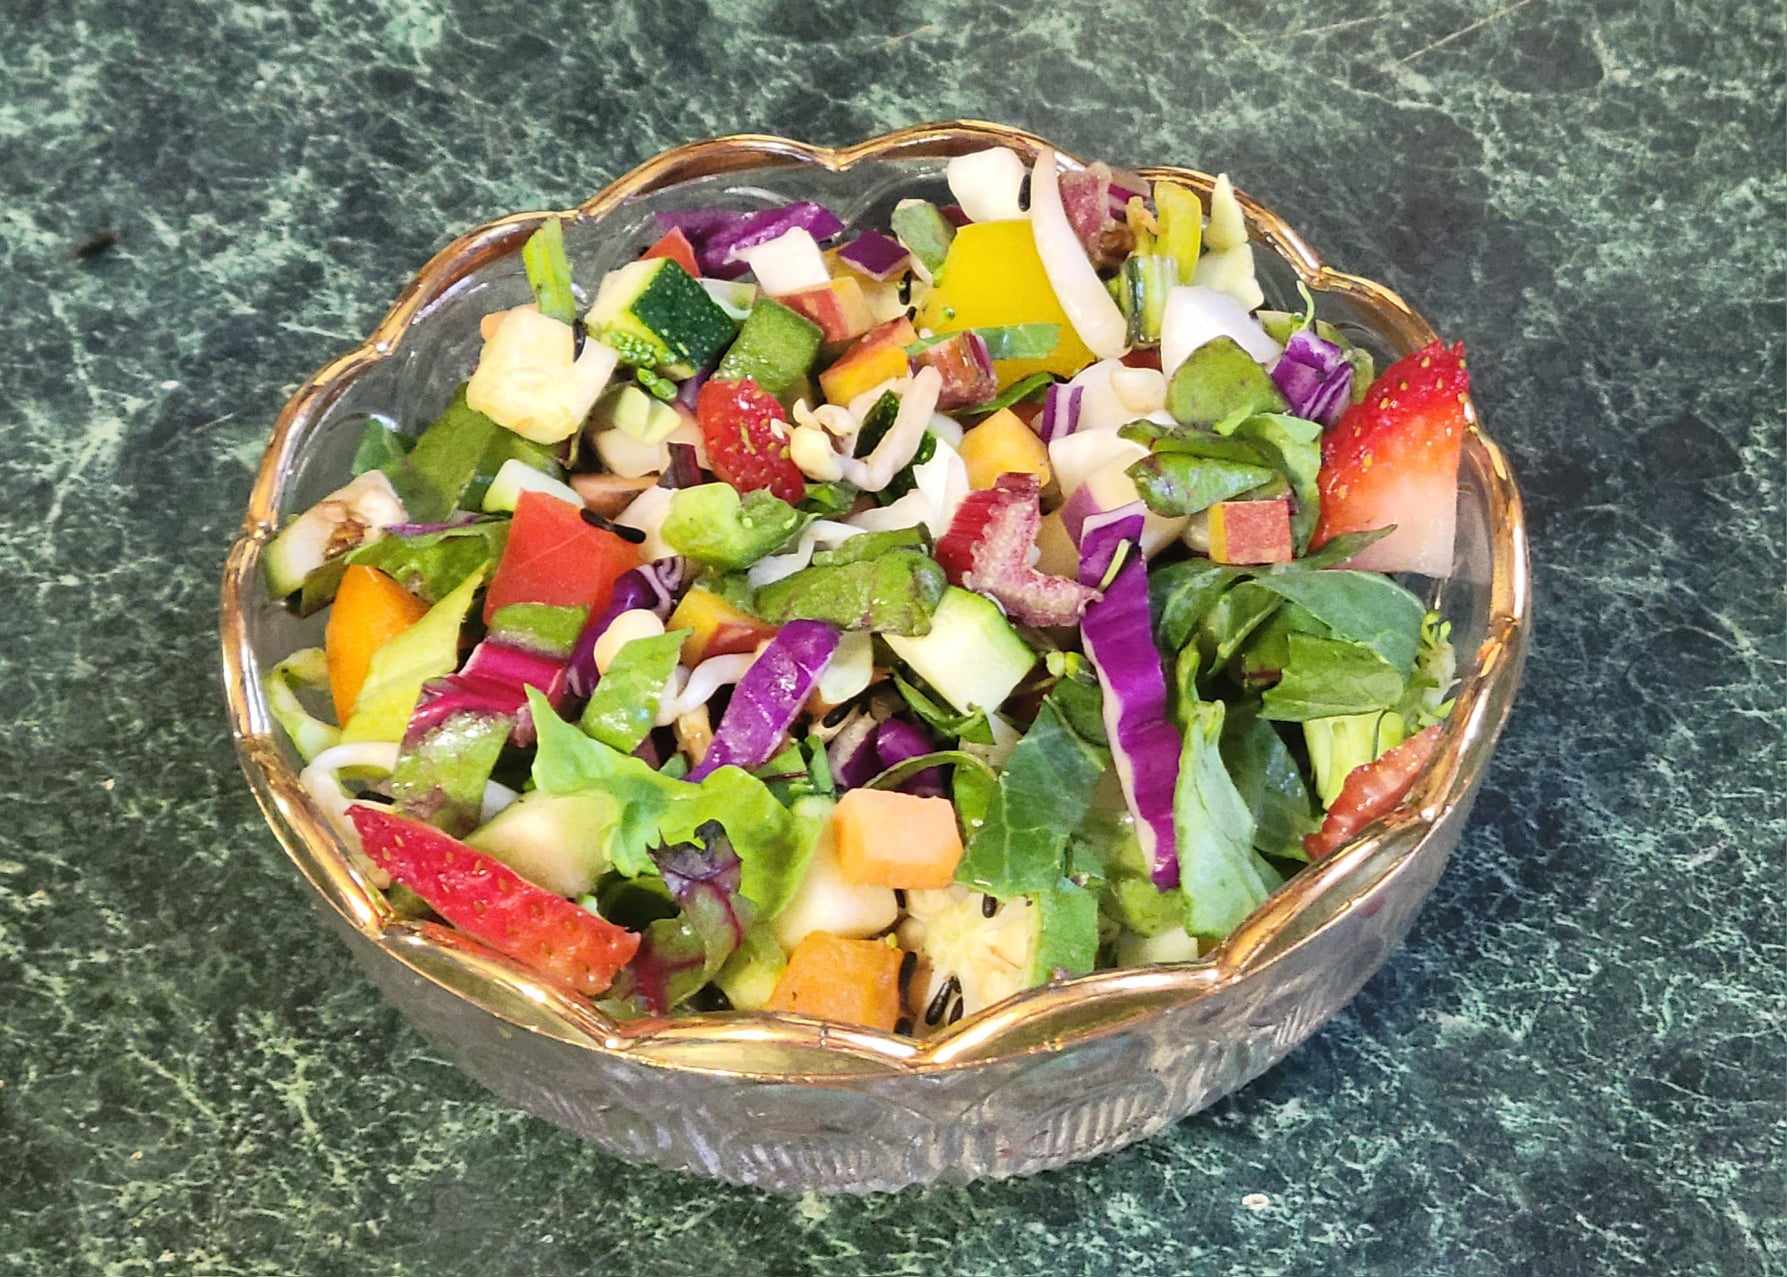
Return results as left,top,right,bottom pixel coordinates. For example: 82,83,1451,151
220,120,1529,1079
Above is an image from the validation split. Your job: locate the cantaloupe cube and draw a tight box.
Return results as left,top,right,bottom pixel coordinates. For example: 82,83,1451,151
957,408,1052,490
833,788,964,888
764,932,904,1030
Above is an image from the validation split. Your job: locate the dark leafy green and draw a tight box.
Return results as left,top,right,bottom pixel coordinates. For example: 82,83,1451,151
1244,570,1425,675
957,371,1056,417
1261,633,1407,720
893,673,994,745
955,697,1108,899
1220,704,1320,860
753,546,945,635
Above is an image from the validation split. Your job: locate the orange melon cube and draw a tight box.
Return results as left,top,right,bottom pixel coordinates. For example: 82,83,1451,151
833,789,964,889
765,932,904,1030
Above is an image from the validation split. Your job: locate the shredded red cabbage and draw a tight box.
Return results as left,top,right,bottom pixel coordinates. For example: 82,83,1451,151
657,202,845,280
408,639,567,743
687,621,840,780
563,558,690,700
836,230,910,281
936,474,1100,626
827,712,882,789
1036,383,1083,443
874,717,946,796
1078,506,1181,888
1270,330,1354,427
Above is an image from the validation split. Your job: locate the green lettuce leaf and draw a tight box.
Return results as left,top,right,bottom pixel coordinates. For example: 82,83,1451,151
1243,571,1425,675
529,686,686,876
1030,877,1099,981
341,568,482,743
347,520,509,605
578,630,686,753
658,769,811,920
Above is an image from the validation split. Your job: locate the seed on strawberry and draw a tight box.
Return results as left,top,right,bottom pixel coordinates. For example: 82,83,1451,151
697,378,807,502
349,805,640,997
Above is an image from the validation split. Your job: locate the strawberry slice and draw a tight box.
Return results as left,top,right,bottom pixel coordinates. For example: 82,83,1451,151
936,473,1100,626
696,378,806,503
1304,724,1442,858
349,805,640,996
1311,341,1469,576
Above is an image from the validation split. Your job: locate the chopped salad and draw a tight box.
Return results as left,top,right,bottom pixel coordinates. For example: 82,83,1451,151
262,146,1468,1034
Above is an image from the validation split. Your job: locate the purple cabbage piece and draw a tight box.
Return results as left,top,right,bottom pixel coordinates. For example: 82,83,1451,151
687,621,840,781
406,639,566,742
623,835,755,1014
673,367,710,414
874,717,945,796
836,230,910,280
657,203,845,280
1077,505,1182,889
1270,330,1354,428
1037,383,1083,443
826,712,881,790
563,557,690,700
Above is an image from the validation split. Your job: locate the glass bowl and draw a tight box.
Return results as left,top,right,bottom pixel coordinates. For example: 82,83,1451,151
219,121,1529,1193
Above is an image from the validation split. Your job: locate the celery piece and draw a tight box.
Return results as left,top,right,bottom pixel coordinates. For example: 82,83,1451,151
522,216,578,325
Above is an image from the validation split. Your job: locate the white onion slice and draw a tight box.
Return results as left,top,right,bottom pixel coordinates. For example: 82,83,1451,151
946,146,1027,222
1028,147,1127,359
737,227,830,296
1160,285,1282,378
838,365,941,492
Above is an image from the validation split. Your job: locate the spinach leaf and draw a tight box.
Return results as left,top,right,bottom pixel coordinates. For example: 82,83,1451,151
894,673,994,745
956,371,1056,418
1196,580,1282,671
1231,413,1321,552
1284,526,1393,570
1149,559,1247,654
1175,698,1272,939
350,420,410,477
864,750,994,793
577,630,686,753
956,698,1108,898
347,520,509,604
1261,633,1407,721
1244,570,1425,675
1220,703,1320,861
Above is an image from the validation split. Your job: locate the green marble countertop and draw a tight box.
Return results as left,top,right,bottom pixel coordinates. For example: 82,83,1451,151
3,2,1781,1273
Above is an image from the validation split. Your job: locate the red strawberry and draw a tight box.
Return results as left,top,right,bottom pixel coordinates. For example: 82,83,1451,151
696,378,806,503
1304,724,1442,858
1311,340,1470,576
349,805,640,996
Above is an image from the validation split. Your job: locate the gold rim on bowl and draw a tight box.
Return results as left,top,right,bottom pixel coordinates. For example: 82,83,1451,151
219,120,1530,1078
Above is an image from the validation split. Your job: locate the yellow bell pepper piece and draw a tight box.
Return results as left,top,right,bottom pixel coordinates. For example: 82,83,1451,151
915,220,1096,386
